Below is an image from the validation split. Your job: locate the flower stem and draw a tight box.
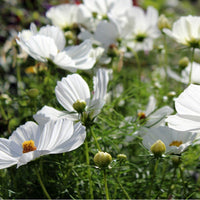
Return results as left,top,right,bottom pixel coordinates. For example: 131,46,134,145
84,140,94,199
148,158,159,197
90,126,101,151
103,169,109,200
189,47,195,85
115,176,131,199
36,168,51,199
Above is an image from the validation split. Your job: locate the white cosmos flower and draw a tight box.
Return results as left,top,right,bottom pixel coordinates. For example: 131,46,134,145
166,84,200,132
16,23,95,72
0,119,86,169
77,0,132,31
46,4,79,29
163,15,200,48
167,62,200,84
126,6,160,52
136,96,173,128
142,126,200,155
33,68,109,125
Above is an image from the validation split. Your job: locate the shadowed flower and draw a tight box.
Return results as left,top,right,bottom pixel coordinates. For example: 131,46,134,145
167,62,200,84
142,126,200,155
0,119,86,169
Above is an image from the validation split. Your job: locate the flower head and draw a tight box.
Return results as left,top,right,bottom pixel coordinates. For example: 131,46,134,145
33,68,109,126
16,23,95,72
46,4,79,30
142,126,200,155
0,119,86,169
163,16,200,48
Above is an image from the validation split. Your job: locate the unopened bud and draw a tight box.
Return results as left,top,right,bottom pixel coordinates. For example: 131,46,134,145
178,57,189,69
27,88,39,99
117,154,127,163
73,100,86,113
94,152,112,168
150,140,166,157
171,155,181,167
107,44,120,57
65,31,74,40
158,14,171,30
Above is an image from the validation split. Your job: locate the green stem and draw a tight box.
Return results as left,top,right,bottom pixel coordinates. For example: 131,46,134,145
148,158,159,197
103,169,109,200
84,140,94,199
36,169,51,199
116,176,131,200
16,63,22,94
90,126,101,151
167,167,177,198
189,47,195,85
0,103,8,120
179,166,186,196
163,34,169,89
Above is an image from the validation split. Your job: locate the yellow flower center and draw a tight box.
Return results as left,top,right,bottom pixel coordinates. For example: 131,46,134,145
169,140,183,147
22,140,37,153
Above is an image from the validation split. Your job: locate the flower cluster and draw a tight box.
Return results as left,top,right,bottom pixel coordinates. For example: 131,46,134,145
2,0,200,199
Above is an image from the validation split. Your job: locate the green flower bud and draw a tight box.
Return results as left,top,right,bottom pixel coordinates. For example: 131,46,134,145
171,155,181,167
27,88,39,99
65,31,74,40
150,140,166,157
117,154,127,163
178,57,189,69
158,14,171,30
94,152,112,168
73,100,86,113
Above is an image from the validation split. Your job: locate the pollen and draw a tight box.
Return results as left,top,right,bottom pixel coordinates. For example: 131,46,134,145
169,140,183,147
22,140,37,153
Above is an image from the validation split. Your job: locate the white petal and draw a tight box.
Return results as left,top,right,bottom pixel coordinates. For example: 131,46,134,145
145,96,156,116
9,121,40,148
37,119,74,151
0,151,18,169
55,74,90,112
65,40,96,69
166,114,200,132
175,84,200,116
17,150,49,168
50,122,86,153
22,35,58,62
92,68,109,101
146,106,174,128
39,25,66,51
53,51,76,71
33,105,78,125
94,21,118,49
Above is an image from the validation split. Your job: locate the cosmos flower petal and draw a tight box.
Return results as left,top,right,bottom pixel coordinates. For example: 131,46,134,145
0,151,18,169
49,122,86,153
92,68,109,101
33,106,78,126
146,106,174,127
9,121,40,148
166,114,200,132
17,150,49,168
175,84,200,116
38,25,66,51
